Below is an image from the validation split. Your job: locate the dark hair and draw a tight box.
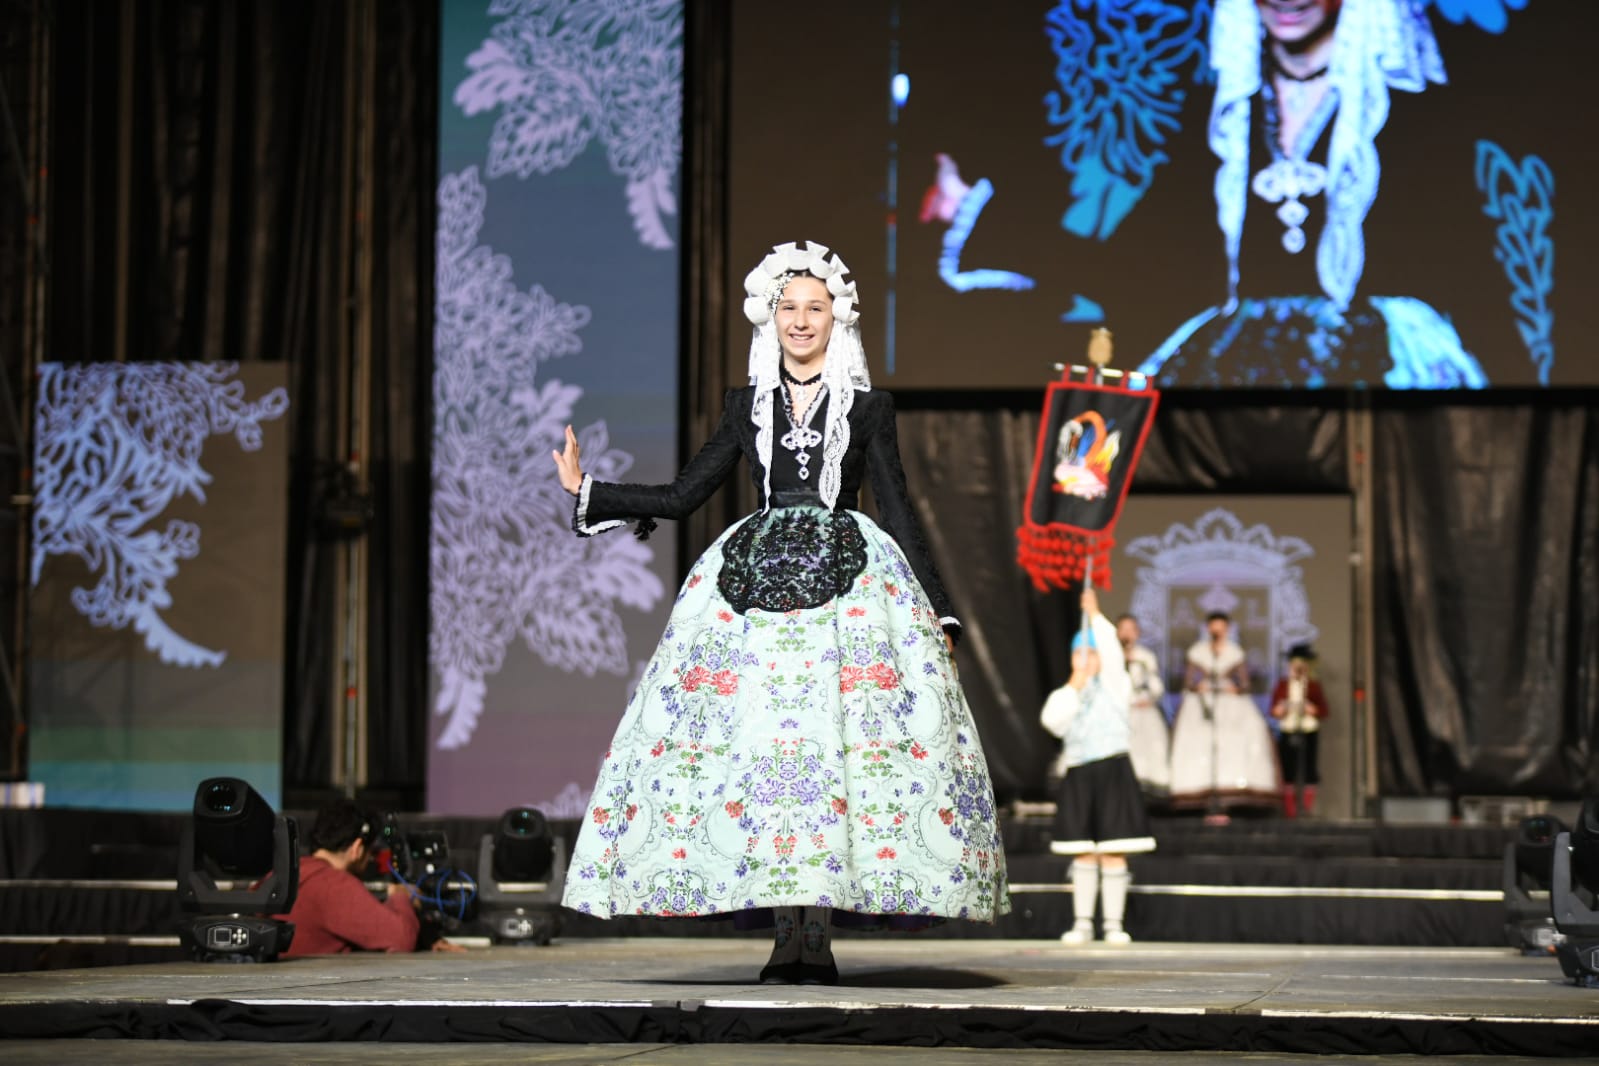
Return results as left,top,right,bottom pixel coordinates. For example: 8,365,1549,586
308,799,375,853
1115,614,1139,627
1205,611,1231,624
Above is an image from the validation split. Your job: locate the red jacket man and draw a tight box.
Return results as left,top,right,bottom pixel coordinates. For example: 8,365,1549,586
275,801,419,956
1270,644,1330,818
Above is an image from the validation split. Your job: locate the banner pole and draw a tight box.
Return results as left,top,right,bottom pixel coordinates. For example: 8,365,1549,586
1080,556,1095,642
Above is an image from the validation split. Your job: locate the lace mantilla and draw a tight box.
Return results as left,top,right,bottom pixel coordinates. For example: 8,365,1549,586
742,242,871,513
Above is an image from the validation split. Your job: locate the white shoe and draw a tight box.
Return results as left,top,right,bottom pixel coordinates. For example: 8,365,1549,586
1059,923,1093,945
1102,927,1132,945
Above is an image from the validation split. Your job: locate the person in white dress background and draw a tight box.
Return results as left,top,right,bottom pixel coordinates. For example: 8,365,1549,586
1117,614,1170,799
1168,611,1280,818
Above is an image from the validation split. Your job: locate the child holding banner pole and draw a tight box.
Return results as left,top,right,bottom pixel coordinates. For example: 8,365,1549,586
1040,578,1156,944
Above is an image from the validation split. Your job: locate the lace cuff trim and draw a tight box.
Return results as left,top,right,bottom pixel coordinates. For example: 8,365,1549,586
573,474,626,538
939,616,961,631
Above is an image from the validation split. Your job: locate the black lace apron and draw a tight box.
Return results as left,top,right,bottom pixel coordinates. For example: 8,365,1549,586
717,490,868,613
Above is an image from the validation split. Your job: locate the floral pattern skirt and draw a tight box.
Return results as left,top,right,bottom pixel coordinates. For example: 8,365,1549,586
562,508,1010,923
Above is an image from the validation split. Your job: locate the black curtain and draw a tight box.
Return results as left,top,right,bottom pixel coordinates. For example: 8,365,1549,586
0,1,36,778
358,3,436,800
678,0,753,567
40,0,435,797
1373,401,1599,797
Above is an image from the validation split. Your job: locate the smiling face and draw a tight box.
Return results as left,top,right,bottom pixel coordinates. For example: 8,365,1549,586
1256,0,1342,46
774,275,834,367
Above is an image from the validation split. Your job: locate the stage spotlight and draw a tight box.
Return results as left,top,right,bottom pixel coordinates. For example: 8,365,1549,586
493,806,556,882
477,806,567,945
1573,798,1599,891
175,777,299,962
1502,814,1565,954
1551,797,1599,987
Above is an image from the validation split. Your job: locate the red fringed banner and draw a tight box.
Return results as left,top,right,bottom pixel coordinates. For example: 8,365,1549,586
1016,375,1160,591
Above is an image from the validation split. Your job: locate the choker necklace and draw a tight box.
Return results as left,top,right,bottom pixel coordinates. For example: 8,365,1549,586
780,363,822,386
1270,58,1329,83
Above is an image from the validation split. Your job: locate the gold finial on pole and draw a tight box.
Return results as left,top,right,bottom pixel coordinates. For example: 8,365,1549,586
1086,327,1114,369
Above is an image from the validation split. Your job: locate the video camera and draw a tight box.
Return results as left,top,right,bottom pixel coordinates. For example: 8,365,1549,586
373,813,476,922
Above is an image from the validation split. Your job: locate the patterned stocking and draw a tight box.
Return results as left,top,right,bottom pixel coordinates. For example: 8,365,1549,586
764,907,801,969
800,906,833,964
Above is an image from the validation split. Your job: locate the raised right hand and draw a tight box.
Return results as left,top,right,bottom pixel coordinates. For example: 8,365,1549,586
551,424,584,496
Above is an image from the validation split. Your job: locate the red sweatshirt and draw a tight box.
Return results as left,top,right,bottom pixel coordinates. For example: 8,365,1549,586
275,855,419,956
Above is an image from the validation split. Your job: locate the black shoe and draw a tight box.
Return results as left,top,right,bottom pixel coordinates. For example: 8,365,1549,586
796,952,837,990
796,956,838,985
759,961,804,984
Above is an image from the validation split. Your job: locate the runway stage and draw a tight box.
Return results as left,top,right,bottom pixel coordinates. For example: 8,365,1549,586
2,938,1596,1057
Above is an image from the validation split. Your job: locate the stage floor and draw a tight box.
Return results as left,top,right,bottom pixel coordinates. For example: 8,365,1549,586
0,1043,1581,1066
0,1042,1582,1066
2,939,1598,1056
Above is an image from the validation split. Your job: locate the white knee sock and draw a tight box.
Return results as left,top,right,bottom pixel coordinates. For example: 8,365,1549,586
1070,858,1099,930
1101,867,1131,932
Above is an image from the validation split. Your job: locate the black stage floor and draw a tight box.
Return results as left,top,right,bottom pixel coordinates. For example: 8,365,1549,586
0,1042,1581,1065
2,939,1597,1057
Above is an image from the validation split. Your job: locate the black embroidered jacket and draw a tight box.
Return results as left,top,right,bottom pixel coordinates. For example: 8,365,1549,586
574,386,959,629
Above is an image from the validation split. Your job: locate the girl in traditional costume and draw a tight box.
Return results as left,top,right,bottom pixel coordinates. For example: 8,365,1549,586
552,241,1009,983
1168,611,1281,812
1041,590,1156,945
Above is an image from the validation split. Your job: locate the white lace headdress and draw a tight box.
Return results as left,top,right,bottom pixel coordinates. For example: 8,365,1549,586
741,240,872,511
1209,0,1446,311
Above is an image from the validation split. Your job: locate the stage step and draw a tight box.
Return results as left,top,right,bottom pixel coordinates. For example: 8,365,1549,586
1,809,1516,971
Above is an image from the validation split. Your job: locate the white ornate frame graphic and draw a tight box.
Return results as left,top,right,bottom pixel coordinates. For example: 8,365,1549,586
1124,507,1319,706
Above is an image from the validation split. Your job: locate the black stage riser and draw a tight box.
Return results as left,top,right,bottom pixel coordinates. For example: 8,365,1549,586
1,1001,1595,1057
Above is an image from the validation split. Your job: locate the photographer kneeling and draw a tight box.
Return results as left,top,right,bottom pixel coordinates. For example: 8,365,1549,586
277,800,461,956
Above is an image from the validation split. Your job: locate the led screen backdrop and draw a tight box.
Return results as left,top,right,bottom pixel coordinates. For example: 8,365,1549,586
730,0,1596,389
428,2,683,816
1102,495,1355,816
28,362,290,811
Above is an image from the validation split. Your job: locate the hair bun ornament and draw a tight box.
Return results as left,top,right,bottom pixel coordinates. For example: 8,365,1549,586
741,240,860,327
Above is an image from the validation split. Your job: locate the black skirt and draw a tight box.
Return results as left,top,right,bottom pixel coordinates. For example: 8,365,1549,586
1050,753,1156,855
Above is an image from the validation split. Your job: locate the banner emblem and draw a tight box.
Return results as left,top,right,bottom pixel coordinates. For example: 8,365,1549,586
1017,377,1159,590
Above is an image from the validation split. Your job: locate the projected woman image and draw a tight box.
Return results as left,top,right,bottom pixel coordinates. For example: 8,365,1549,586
913,0,1559,388
1140,0,1485,387
552,241,1008,984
